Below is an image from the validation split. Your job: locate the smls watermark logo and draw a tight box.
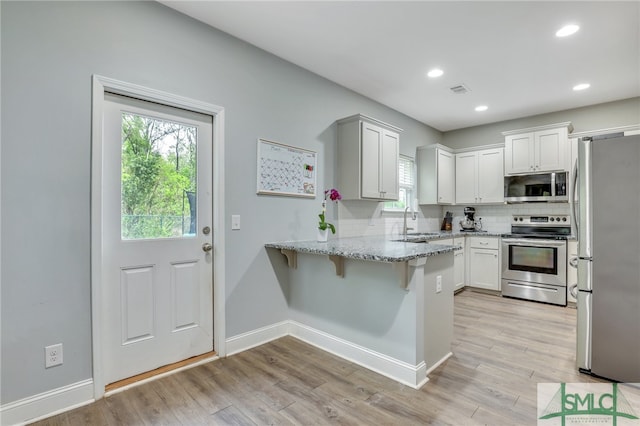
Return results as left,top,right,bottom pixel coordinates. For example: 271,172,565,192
538,383,640,425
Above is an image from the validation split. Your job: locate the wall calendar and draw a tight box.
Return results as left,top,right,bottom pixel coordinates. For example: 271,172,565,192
257,138,317,198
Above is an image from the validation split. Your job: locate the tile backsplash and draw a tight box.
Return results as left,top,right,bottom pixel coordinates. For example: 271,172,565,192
337,201,571,238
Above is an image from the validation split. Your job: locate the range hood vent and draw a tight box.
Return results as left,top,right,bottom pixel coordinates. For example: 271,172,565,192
449,84,471,94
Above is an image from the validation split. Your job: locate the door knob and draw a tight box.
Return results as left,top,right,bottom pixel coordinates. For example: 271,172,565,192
202,243,213,252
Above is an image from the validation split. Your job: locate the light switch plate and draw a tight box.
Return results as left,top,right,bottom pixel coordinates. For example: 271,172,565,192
231,215,241,230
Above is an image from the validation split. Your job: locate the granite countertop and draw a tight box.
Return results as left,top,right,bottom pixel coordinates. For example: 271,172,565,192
265,235,462,263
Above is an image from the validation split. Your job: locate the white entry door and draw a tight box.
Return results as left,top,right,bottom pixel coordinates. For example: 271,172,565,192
102,93,214,385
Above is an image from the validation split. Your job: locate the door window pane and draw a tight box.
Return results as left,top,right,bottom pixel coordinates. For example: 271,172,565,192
121,112,197,240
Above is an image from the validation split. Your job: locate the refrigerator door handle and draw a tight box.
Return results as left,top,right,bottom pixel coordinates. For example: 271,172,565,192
578,138,593,259
571,160,579,236
569,256,578,268
576,290,592,372
577,258,592,291
569,284,578,299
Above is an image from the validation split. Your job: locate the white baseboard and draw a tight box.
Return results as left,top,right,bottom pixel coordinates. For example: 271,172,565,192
289,321,428,389
225,320,430,389
426,351,453,376
224,320,290,356
0,379,94,426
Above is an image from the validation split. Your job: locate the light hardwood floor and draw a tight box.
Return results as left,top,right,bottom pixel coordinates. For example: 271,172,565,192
31,290,606,425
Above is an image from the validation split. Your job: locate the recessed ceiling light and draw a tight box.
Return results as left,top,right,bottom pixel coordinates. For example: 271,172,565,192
573,83,591,91
475,105,488,112
556,24,580,37
427,68,444,78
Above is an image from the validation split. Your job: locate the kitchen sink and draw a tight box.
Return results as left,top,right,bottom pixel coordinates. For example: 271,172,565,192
391,236,431,243
391,232,443,243
392,238,429,243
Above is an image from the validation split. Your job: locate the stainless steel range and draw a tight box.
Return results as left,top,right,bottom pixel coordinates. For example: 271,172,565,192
501,214,571,306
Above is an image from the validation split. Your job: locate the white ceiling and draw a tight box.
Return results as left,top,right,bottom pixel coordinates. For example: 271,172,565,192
160,1,640,132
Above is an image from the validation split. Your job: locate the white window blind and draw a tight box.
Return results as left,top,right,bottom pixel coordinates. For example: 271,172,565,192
399,156,414,188
384,155,415,211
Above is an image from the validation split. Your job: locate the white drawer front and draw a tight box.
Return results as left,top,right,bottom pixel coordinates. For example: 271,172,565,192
469,237,499,250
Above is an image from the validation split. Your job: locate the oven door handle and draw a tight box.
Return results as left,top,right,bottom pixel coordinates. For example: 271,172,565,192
502,238,566,248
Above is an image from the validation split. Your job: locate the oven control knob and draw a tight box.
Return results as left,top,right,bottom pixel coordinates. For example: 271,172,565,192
556,217,561,221
550,217,555,222
520,217,524,221
562,217,567,222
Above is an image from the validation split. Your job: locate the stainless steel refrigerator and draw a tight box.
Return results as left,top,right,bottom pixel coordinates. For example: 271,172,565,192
573,132,640,382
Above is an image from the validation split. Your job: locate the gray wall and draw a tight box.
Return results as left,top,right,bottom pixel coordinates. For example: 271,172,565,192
442,97,640,149
0,1,439,404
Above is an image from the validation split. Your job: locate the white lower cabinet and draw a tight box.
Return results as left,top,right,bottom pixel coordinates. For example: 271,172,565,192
441,237,466,292
453,237,465,291
467,237,500,291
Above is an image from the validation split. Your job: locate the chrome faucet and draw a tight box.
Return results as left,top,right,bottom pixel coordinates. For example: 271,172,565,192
403,206,415,240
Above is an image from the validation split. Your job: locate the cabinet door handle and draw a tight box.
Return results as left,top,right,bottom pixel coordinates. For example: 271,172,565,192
479,241,489,245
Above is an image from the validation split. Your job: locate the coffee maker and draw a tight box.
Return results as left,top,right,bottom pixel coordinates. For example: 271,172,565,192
459,207,476,231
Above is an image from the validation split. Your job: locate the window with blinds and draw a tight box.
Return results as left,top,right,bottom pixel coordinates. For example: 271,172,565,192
384,155,415,211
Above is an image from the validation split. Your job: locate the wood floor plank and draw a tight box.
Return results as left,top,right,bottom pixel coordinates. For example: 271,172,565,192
173,365,234,415
275,379,361,426
206,365,296,426
311,384,401,425
64,399,109,426
209,404,257,426
102,390,147,425
148,374,217,425
217,353,296,412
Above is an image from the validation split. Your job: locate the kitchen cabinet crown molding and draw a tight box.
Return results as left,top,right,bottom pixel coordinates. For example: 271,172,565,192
416,143,453,153
501,121,573,136
336,113,403,133
569,123,640,138
454,142,505,154
417,143,504,154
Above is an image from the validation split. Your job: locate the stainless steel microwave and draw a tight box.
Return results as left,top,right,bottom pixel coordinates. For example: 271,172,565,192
504,171,568,203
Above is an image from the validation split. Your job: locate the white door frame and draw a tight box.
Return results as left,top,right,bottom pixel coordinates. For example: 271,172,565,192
90,75,226,399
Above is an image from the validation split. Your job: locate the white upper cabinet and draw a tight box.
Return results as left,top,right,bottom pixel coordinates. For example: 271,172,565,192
455,152,476,204
417,144,455,205
337,114,401,201
455,147,504,204
503,122,573,175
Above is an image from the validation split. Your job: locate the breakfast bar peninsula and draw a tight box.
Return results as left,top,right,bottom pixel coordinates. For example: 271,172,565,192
265,235,458,388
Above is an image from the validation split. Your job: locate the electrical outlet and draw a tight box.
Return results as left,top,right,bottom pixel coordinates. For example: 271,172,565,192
45,343,63,368
436,275,442,293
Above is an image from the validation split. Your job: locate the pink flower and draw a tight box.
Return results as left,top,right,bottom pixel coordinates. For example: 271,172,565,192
324,188,342,202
